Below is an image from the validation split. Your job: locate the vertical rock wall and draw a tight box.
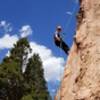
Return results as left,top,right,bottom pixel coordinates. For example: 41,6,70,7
55,0,100,100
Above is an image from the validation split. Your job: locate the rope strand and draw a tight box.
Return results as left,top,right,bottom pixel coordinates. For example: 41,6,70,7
56,1,78,100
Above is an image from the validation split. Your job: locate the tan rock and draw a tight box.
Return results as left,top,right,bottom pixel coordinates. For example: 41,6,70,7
55,0,100,100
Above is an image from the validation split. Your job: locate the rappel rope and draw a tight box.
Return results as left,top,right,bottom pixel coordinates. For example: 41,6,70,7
64,1,78,34
57,2,78,100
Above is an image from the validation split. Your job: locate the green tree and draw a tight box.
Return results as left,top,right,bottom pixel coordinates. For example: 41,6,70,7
0,60,24,100
0,38,51,100
24,54,51,100
10,38,31,72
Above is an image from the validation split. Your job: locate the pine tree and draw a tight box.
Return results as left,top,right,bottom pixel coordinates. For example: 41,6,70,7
0,38,51,100
0,38,31,100
10,38,31,72
24,54,51,100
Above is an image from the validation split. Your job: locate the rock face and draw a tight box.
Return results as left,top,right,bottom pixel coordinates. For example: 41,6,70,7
55,0,100,100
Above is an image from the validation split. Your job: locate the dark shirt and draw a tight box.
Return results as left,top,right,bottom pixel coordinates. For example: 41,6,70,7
54,33,69,55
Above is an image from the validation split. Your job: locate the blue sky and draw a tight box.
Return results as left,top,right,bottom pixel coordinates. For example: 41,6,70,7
0,0,79,99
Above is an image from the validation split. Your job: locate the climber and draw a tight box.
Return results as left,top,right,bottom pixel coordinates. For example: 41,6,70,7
54,26,70,55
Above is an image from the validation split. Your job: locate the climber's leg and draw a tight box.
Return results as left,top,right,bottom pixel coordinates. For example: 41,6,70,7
61,41,70,55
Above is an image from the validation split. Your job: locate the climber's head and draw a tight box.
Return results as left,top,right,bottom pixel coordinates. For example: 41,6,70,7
56,25,62,33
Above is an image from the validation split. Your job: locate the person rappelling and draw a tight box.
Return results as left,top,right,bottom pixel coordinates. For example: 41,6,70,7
54,26,70,55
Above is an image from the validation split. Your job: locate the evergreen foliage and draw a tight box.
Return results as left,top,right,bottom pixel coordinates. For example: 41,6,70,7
0,38,51,100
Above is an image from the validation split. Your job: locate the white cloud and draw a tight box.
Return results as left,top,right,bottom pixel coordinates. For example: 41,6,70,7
0,21,6,27
20,25,33,38
0,34,18,49
66,11,72,15
6,50,10,57
29,42,65,81
0,20,13,32
0,22,65,82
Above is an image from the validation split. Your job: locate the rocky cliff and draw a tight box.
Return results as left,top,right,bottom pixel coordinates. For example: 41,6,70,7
55,0,100,100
